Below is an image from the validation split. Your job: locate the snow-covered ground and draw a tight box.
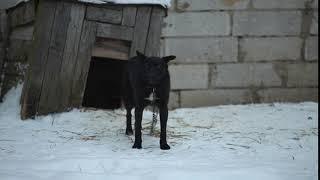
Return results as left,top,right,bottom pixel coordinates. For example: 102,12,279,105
0,85,318,180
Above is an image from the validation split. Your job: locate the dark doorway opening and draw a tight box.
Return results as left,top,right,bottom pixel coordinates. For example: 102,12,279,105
82,57,127,110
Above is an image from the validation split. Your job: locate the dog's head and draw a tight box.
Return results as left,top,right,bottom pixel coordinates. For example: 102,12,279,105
136,51,176,86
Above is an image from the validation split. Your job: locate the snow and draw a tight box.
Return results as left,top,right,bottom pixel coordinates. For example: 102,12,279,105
10,0,171,9
0,85,318,180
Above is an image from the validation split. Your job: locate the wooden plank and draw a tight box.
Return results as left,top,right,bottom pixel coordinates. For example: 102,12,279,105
20,0,57,120
129,6,152,57
0,10,8,41
96,23,134,41
70,21,97,108
0,42,5,99
122,7,137,27
92,38,130,60
145,6,165,57
0,10,8,100
6,39,33,62
8,0,35,28
86,6,122,24
10,25,34,41
37,2,72,115
58,3,86,112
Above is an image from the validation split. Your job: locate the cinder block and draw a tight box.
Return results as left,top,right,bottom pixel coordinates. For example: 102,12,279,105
253,0,307,9
305,37,319,61
176,0,250,11
240,37,302,61
163,12,231,37
212,63,282,88
163,37,237,63
258,88,318,103
168,91,180,109
310,11,318,35
287,63,318,87
233,11,302,36
180,89,253,107
169,64,209,90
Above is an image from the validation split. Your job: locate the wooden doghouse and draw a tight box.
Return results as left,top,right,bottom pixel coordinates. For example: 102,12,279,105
20,0,167,119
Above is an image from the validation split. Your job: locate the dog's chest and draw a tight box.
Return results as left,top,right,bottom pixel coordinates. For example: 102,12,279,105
144,88,159,103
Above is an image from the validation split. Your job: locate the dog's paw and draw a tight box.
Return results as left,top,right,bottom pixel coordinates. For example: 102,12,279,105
132,143,142,149
160,143,171,150
126,129,133,136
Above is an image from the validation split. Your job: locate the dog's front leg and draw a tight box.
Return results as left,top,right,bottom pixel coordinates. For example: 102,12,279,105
159,104,170,150
125,105,133,135
132,106,143,149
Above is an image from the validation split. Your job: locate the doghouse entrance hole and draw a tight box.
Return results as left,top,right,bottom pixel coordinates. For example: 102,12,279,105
82,57,127,110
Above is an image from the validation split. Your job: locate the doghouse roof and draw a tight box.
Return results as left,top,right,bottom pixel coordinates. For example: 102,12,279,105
9,0,171,9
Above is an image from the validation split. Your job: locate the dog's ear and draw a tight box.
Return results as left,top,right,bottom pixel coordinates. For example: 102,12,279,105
136,51,146,59
163,56,176,63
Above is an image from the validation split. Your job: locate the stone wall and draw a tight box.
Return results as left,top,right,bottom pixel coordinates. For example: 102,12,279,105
163,0,319,108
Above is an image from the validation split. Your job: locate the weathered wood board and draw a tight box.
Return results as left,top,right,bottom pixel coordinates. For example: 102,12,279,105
10,25,34,41
21,0,57,119
129,6,152,57
92,38,130,60
96,23,134,41
0,10,8,100
86,6,123,24
8,0,35,28
58,3,86,112
70,21,97,108
145,6,165,57
122,7,137,27
38,2,72,115
6,39,33,62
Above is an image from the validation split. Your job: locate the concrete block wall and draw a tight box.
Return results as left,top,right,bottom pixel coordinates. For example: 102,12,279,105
163,0,319,108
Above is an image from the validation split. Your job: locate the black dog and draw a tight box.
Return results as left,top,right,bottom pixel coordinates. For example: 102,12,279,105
123,51,176,150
